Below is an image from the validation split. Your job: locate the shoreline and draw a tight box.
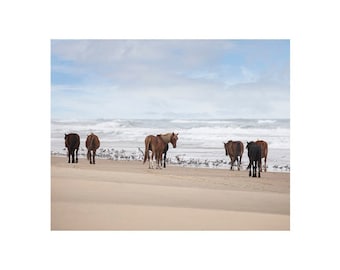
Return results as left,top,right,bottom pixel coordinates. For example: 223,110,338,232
51,151,290,173
51,156,290,230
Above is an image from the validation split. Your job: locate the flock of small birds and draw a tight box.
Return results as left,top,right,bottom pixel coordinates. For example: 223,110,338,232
51,147,290,171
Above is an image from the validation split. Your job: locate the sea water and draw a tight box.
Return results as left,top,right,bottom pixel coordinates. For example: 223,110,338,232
51,118,290,172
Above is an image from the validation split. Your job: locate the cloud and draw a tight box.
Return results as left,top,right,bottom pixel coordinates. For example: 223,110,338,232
51,40,290,119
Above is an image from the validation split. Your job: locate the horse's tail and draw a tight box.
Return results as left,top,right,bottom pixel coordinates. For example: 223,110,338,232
143,136,151,164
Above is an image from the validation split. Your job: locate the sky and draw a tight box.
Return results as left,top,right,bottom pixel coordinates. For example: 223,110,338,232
51,39,290,119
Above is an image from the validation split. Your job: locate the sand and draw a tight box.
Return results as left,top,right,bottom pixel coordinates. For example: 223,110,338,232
51,156,290,230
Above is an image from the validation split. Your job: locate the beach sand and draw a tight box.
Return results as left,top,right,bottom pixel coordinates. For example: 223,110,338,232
51,156,290,230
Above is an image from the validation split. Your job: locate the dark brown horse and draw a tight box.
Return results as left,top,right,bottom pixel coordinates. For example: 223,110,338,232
143,132,178,169
162,143,169,168
246,141,261,178
223,140,244,170
86,133,100,164
255,140,268,172
64,133,80,163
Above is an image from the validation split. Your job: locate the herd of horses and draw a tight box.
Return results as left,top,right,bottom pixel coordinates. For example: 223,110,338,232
64,133,100,164
223,140,268,178
64,132,268,178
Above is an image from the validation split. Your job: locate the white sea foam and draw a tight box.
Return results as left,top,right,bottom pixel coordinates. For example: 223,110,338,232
51,118,290,172
257,119,277,124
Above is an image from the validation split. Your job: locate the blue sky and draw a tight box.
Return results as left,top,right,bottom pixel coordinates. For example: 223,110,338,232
51,39,289,119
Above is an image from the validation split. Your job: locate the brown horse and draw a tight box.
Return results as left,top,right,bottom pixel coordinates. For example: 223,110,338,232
86,133,100,164
64,133,80,163
255,140,268,172
223,140,244,170
158,133,178,168
143,132,178,169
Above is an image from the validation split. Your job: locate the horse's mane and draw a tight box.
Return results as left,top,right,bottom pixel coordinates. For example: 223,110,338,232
158,132,172,137
157,133,173,142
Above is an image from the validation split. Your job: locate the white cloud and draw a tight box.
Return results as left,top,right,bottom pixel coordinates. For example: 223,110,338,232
51,40,290,119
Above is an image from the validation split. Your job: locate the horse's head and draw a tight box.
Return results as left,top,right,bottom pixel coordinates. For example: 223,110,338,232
64,134,69,147
246,141,254,149
223,142,228,156
170,132,178,148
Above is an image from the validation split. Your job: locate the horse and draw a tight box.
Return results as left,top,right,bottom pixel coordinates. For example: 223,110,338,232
246,141,261,178
223,140,244,170
156,134,178,169
64,133,80,163
159,133,177,168
143,132,178,169
255,140,268,172
86,133,100,164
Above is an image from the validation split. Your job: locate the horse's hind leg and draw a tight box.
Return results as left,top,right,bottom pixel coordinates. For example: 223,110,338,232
146,150,151,169
93,151,96,164
75,148,79,163
159,153,163,169
252,163,256,177
90,151,94,164
259,157,266,172
163,152,167,168
155,152,161,169
149,151,154,169
71,150,75,163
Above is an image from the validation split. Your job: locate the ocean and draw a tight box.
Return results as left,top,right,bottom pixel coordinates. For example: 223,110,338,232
51,118,290,172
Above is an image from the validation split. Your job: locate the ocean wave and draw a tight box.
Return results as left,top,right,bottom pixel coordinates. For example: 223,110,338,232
170,119,232,125
51,118,290,170
257,119,277,124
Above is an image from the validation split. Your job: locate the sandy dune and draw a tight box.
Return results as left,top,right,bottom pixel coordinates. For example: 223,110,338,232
51,157,290,230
